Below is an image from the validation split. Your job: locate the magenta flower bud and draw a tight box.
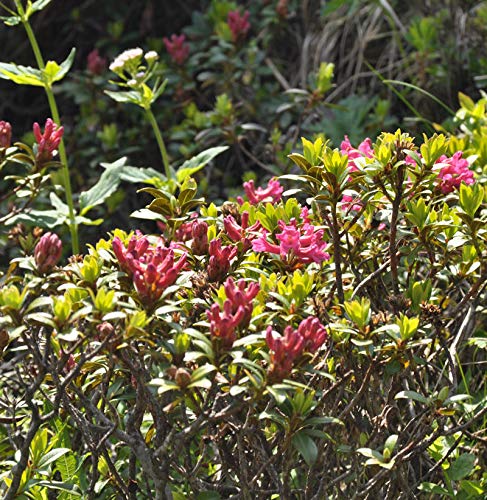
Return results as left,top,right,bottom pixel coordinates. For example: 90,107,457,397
87,49,106,75
34,232,62,274
297,317,328,353
191,220,209,255
207,239,238,282
0,121,12,148
33,118,64,165
266,325,304,382
163,34,190,65
227,10,251,43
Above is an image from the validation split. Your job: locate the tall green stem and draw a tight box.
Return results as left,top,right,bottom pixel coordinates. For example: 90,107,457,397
145,107,171,180
22,16,79,254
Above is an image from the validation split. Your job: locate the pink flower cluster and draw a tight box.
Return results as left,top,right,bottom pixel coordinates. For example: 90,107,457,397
33,118,64,165
0,120,12,148
252,218,330,265
112,233,187,304
34,232,62,274
224,211,262,250
163,34,190,65
227,10,251,42
207,277,260,348
338,136,373,213
266,317,327,381
436,152,475,194
86,49,106,75
207,239,238,281
340,135,373,172
237,178,283,205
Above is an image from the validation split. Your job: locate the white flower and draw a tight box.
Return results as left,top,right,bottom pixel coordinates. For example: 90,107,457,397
110,48,144,73
109,60,124,73
144,51,159,62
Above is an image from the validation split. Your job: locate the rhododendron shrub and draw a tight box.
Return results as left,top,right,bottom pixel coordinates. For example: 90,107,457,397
1,130,486,499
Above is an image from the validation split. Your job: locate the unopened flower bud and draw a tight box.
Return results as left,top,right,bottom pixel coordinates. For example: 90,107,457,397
87,49,106,75
34,232,62,274
96,321,115,339
175,367,191,388
191,220,209,255
0,121,12,148
145,51,159,62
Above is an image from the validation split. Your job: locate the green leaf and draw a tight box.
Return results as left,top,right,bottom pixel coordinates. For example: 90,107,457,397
79,158,127,215
35,480,81,496
447,453,476,481
383,435,398,455
292,432,318,466
0,15,21,26
176,146,228,184
0,62,44,86
395,390,430,404
37,448,71,469
104,89,144,107
418,482,450,495
120,166,167,185
149,378,180,395
55,452,77,481
31,0,54,12
196,492,221,500
459,182,484,219
51,47,76,84
190,364,216,383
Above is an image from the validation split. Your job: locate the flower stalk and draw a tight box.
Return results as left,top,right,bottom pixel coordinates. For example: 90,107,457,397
19,5,79,254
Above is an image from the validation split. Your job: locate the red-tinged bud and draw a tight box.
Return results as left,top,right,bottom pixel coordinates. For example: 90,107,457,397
297,317,327,353
227,10,251,43
0,121,12,148
87,49,106,75
175,367,191,388
191,220,209,255
34,232,62,274
163,34,190,65
207,239,238,282
33,118,64,165
276,0,288,17
266,325,305,382
96,321,115,339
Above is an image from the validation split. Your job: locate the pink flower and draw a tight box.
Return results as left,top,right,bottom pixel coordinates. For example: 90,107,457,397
227,10,251,42
207,278,259,349
34,232,62,274
87,49,106,75
207,239,238,282
207,302,245,349
223,211,262,250
33,118,64,165
0,121,12,148
237,177,283,205
266,325,304,381
163,34,190,65
340,194,363,213
224,277,260,327
252,219,330,265
436,151,475,194
112,232,150,276
133,251,186,304
340,135,373,172
297,317,328,353
266,317,327,381
113,232,187,304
